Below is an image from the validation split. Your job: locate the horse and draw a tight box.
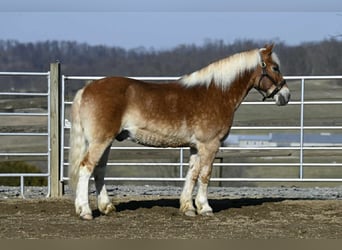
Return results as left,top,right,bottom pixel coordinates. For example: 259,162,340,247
69,44,290,220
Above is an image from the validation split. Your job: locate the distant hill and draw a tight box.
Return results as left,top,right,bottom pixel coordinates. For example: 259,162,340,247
0,38,341,91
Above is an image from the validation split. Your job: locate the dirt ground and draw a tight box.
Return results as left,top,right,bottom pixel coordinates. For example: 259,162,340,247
1,195,342,239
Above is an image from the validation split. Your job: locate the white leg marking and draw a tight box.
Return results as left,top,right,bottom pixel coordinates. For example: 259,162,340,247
195,178,213,216
96,183,115,215
75,167,93,220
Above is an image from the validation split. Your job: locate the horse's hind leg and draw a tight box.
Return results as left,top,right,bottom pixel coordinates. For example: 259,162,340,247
75,140,112,220
93,145,115,215
75,164,93,220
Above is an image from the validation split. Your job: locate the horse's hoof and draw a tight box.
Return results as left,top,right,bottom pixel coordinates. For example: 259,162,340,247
184,210,197,217
80,213,93,220
101,203,116,215
199,210,214,217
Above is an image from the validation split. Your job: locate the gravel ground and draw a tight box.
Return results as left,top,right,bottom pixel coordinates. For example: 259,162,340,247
1,184,342,239
1,184,342,200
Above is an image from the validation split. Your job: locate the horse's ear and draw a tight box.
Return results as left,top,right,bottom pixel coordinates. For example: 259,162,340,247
262,43,274,56
262,44,274,55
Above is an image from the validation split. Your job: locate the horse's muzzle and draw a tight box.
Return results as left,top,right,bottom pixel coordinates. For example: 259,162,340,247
274,87,291,106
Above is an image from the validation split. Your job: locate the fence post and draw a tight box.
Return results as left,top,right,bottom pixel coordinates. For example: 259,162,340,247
50,62,62,197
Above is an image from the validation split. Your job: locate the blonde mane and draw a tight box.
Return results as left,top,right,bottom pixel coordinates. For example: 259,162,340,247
179,49,262,89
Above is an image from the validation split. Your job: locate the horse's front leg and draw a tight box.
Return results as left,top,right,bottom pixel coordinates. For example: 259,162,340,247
93,146,115,215
195,168,214,216
195,141,220,216
180,148,200,217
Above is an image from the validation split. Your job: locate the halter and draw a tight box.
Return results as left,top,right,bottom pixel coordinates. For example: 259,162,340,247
257,61,287,101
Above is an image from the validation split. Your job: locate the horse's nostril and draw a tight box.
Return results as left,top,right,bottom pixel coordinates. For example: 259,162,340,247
275,94,286,106
280,95,286,106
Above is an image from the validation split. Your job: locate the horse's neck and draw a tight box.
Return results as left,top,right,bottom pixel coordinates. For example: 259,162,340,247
222,72,255,111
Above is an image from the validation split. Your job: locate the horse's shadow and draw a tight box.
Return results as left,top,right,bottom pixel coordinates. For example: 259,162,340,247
92,197,288,218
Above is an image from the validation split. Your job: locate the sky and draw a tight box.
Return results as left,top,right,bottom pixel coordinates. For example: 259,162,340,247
0,0,341,50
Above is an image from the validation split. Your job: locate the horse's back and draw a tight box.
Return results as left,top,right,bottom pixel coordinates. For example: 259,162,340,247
81,76,136,97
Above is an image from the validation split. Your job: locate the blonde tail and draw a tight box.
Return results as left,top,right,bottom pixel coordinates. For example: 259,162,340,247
68,88,87,192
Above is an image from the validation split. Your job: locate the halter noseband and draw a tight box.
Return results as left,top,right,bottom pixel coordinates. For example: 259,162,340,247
257,61,287,101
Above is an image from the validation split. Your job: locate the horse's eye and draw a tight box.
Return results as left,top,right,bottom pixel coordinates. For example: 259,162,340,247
272,65,280,72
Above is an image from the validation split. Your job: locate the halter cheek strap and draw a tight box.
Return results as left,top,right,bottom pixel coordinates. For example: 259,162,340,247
257,61,287,101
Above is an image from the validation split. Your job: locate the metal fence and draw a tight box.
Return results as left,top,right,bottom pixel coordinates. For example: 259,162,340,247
0,71,51,197
60,75,342,186
1,70,342,198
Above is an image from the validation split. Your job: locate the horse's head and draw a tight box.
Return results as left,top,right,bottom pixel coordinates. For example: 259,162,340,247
253,44,290,106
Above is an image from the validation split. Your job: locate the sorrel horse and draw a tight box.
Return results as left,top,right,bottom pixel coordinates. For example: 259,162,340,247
69,44,290,220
